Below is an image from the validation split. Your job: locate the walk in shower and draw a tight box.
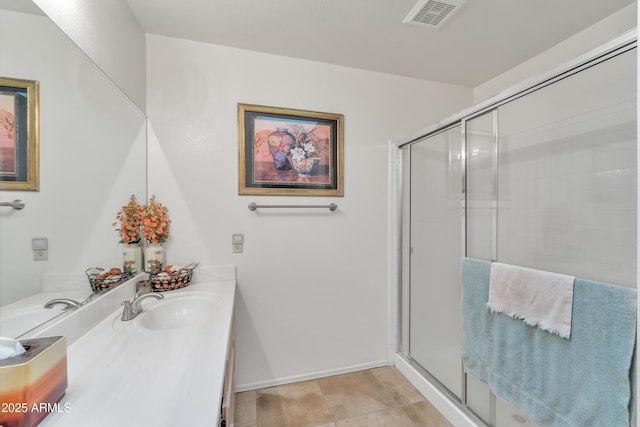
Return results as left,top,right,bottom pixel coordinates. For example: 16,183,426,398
397,32,637,427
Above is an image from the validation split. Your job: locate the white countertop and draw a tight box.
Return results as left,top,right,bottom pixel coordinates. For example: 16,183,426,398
1,288,92,338
37,277,236,427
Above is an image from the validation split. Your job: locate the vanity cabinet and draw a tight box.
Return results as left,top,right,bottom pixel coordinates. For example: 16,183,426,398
32,278,238,427
220,314,236,426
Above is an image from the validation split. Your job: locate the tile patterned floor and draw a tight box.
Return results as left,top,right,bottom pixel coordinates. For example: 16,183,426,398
234,366,453,427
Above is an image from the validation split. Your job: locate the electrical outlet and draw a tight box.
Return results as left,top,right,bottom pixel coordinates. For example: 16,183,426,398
232,234,244,253
32,237,48,261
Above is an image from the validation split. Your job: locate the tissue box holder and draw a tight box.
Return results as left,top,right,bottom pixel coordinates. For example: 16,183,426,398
0,336,67,427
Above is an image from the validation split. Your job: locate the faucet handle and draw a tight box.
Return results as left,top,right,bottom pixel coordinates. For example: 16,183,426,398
121,293,163,321
121,300,134,321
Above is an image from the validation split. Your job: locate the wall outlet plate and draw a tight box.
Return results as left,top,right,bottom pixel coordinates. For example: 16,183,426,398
232,234,244,253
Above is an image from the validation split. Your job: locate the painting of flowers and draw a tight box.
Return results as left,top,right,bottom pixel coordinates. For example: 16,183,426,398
0,77,39,191
238,103,343,196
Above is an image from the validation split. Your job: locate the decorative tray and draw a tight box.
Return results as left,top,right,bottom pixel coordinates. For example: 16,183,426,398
86,267,130,294
149,262,197,292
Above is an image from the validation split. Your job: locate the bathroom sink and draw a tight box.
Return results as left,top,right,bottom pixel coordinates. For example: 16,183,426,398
136,294,218,331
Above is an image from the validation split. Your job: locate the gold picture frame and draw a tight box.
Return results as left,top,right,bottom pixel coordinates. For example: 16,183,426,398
238,103,343,196
0,77,39,191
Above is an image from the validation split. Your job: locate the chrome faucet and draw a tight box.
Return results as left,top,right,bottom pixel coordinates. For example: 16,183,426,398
44,298,81,310
121,293,164,321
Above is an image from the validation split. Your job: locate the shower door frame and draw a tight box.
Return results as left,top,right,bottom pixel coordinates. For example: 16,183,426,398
394,29,637,427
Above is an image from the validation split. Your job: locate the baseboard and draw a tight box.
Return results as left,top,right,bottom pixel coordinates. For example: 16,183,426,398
234,359,390,392
394,353,479,427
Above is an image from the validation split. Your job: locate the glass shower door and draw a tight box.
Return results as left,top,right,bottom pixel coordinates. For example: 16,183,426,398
408,125,463,400
463,45,637,427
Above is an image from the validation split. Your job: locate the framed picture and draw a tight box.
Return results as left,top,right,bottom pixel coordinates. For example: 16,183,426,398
0,77,39,191
238,103,343,196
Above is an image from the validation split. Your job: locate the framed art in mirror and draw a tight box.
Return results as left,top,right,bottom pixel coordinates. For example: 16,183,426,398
0,77,39,191
238,103,343,196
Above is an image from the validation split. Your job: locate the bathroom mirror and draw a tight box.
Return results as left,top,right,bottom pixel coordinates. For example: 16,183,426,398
0,0,147,338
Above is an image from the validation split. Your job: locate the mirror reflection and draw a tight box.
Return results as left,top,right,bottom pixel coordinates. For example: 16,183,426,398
0,0,146,338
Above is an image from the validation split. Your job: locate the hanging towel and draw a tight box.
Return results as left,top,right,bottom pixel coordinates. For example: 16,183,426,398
462,257,637,427
488,262,575,338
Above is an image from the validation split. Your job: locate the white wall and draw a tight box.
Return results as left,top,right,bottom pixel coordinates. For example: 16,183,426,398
145,34,473,389
474,2,637,103
32,0,147,112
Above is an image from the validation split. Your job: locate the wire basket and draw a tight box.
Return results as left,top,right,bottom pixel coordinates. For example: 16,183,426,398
86,267,130,294
149,262,197,292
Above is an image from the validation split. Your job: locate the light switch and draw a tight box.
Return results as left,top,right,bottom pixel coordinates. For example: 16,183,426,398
32,237,48,250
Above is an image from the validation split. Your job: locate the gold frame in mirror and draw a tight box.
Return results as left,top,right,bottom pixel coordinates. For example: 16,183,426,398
0,76,39,191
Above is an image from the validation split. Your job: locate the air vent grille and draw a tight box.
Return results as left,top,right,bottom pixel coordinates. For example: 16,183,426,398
403,0,467,29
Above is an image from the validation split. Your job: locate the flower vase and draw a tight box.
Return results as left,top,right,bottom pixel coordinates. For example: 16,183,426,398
267,128,295,170
122,244,143,275
144,243,165,274
291,157,320,176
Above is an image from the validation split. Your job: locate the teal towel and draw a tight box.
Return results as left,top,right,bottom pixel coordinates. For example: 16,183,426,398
461,257,636,427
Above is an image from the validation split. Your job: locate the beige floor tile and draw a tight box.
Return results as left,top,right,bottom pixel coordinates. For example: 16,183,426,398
386,383,426,406
249,368,454,427
317,370,396,421
237,390,257,405
257,380,333,427
371,367,425,406
335,407,416,427
235,398,258,427
402,400,453,427
370,366,408,388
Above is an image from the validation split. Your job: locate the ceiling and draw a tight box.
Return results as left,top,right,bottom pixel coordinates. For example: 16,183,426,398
2,0,635,88
125,0,636,87
0,0,43,15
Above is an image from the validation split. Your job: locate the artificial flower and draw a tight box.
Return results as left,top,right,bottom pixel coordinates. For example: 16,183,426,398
114,194,142,244
287,125,321,160
139,195,170,244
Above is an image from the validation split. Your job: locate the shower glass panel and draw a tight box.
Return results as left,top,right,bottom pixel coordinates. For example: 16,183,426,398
465,111,495,262
463,45,636,427
464,111,496,424
400,39,636,427
408,125,463,400
495,48,637,287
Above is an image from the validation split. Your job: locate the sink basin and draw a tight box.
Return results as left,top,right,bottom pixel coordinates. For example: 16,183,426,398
137,294,218,330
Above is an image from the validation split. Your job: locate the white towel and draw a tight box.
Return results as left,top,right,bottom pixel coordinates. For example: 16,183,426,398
487,263,575,339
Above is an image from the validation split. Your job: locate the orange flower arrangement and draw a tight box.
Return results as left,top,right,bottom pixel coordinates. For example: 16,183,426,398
139,195,170,244
114,195,142,244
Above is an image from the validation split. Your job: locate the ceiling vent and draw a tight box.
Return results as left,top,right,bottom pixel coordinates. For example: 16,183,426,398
403,0,467,29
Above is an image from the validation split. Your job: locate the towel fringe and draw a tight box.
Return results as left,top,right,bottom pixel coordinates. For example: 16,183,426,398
486,303,571,339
